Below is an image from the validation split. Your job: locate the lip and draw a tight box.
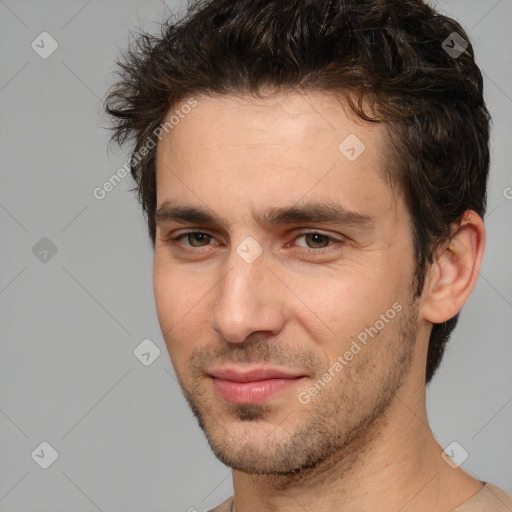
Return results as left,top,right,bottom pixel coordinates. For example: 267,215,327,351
209,366,305,382
209,366,307,404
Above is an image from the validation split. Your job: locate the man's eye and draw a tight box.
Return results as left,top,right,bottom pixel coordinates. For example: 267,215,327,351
294,232,336,249
173,232,214,248
167,230,341,253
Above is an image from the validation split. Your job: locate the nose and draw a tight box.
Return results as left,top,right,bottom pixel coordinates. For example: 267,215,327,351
210,246,285,344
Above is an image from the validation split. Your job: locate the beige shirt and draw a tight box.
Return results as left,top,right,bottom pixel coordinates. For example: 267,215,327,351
207,482,512,512
452,483,512,511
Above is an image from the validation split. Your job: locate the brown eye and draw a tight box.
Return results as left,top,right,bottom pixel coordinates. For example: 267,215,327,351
184,232,212,247
303,233,330,249
294,232,335,250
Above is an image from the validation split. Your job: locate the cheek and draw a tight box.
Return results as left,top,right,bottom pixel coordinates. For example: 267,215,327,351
153,258,212,364
153,255,198,325
152,260,175,331
285,265,408,356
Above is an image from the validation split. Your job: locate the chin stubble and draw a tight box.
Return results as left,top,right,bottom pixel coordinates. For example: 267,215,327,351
177,298,419,477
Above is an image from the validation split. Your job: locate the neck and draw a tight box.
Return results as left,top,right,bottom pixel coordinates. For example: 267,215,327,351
229,364,482,512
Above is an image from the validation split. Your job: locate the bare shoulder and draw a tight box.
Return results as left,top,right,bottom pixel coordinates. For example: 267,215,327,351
202,496,233,512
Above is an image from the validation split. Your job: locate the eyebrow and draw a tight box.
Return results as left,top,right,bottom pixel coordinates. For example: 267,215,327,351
155,200,375,232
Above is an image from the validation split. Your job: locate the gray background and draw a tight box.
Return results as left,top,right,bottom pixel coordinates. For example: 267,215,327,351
0,0,511,511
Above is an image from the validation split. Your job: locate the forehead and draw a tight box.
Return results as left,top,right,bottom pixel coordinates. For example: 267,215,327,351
154,91,400,223
163,91,386,151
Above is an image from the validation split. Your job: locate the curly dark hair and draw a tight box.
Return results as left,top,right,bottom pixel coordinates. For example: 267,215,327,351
104,0,491,384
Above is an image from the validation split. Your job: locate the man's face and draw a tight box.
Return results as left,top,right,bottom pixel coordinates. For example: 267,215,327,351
153,92,421,475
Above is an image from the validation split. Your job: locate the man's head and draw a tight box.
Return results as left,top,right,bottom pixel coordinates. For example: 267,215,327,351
105,0,489,475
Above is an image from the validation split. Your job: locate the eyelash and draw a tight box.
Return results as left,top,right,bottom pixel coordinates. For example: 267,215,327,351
165,230,344,256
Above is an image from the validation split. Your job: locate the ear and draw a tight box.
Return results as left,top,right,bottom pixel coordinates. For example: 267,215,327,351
420,210,486,324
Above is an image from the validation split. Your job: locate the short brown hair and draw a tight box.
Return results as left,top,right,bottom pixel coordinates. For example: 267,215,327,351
105,0,491,384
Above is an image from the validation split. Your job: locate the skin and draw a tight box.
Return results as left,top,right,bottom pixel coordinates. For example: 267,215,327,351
153,91,486,512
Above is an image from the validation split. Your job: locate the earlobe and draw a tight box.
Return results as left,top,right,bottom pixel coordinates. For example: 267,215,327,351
420,210,486,324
